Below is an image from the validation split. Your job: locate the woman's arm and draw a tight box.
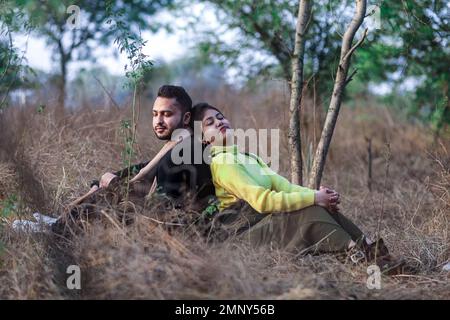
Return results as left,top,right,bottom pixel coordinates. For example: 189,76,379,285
256,157,340,212
211,156,315,213
255,155,313,193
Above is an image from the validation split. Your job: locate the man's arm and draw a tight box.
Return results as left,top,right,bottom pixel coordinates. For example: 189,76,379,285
90,161,150,188
113,161,150,179
91,140,180,189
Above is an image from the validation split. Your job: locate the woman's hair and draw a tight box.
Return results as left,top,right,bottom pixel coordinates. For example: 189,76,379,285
190,102,223,129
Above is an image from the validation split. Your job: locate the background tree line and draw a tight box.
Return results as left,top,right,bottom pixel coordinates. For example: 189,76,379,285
1,0,448,185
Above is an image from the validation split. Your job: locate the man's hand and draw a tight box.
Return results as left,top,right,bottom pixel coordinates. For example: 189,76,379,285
99,172,118,188
315,186,341,212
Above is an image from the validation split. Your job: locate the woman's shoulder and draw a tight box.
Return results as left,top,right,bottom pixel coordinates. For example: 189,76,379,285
211,152,237,166
245,152,260,161
243,152,267,167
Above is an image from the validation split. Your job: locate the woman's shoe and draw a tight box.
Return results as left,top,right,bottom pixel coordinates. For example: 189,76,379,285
344,238,406,276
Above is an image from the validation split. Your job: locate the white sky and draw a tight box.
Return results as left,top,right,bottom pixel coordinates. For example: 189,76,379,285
10,3,412,95
12,4,216,79
13,19,188,79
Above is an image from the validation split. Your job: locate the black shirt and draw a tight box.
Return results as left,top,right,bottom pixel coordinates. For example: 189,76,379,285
91,137,215,208
156,137,215,207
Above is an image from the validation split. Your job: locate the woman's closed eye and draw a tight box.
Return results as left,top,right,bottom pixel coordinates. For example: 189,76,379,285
203,113,224,127
204,117,214,126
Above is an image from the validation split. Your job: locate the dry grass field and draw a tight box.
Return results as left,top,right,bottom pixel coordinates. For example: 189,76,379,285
0,85,448,299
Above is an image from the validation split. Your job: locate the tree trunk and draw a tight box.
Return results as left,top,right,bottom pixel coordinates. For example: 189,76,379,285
288,0,312,185
57,41,68,119
308,0,367,189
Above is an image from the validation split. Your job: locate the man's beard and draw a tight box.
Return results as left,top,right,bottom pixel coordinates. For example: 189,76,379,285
154,121,185,141
155,129,171,140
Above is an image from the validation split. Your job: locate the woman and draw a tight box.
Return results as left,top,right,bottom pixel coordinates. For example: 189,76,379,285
191,103,404,275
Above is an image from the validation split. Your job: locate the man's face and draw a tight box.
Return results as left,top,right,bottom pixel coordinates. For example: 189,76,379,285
152,97,187,140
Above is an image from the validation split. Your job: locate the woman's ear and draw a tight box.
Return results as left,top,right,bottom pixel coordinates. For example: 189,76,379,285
183,111,191,126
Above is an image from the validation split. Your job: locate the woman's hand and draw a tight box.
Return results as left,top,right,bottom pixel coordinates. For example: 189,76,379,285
315,186,340,212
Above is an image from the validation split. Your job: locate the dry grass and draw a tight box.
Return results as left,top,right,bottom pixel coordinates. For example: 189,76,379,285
0,85,449,299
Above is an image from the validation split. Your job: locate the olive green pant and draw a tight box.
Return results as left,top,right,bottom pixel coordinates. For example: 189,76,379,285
211,201,364,254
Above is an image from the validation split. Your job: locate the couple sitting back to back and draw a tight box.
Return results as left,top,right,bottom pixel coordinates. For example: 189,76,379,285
57,85,405,275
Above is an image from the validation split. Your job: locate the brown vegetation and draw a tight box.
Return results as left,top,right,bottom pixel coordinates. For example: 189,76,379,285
0,86,448,299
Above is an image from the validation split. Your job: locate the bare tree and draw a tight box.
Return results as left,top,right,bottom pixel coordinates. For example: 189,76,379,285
26,0,171,118
308,0,367,189
288,0,312,185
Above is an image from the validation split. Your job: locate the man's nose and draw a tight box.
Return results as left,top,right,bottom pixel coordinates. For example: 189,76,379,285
155,115,164,124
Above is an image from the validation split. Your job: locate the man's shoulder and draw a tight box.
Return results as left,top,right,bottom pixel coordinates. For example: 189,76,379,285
164,137,210,167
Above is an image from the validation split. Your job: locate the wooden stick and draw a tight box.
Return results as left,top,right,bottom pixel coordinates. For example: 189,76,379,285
68,186,100,207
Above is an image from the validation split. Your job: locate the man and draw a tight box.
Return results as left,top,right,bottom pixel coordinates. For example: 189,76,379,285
14,85,215,233
86,84,215,207
92,85,212,202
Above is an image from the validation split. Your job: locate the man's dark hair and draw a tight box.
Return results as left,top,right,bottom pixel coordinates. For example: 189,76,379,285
157,85,192,114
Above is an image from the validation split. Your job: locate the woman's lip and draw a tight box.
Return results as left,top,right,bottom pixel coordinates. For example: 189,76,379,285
220,126,229,133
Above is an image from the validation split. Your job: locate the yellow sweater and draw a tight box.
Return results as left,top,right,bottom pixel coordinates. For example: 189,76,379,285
210,145,316,213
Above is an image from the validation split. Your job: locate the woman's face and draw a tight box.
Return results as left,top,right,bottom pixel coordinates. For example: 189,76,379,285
201,108,232,146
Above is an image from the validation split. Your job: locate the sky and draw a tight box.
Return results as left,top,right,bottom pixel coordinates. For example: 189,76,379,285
12,7,196,79
14,28,185,77
10,3,413,96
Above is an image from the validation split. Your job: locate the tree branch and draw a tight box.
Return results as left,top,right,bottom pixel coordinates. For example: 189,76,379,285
308,0,367,189
342,28,368,63
288,0,312,185
345,68,358,85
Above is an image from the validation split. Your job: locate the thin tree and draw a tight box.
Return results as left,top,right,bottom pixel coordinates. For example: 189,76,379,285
288,0,312,185
308,0,367,189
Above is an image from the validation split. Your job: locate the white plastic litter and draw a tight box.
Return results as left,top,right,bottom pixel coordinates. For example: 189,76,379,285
443,262,450,272
11,219,45,233
33,212,58,225
11,212,57,233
